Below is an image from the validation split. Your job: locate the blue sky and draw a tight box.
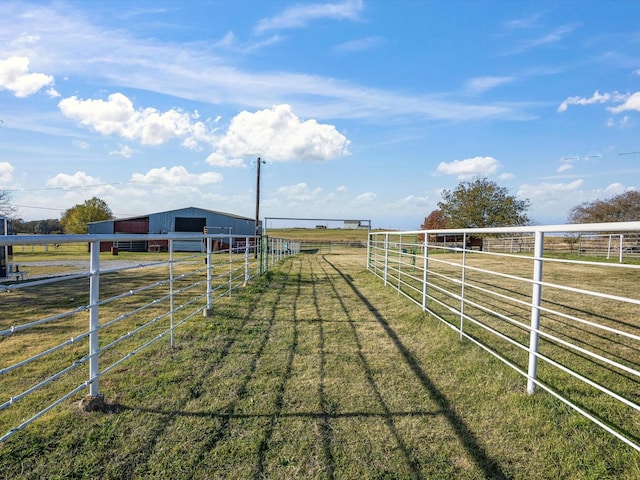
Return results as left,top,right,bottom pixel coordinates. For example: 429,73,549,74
1,0,639,229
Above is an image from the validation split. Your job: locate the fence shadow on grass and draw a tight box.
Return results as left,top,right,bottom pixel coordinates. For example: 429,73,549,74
89,253,507,478
107,263,292,476
322,256,509,480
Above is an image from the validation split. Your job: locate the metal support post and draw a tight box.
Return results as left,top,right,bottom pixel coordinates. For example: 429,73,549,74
228,235,233,297
384,233,389,286
204,237,214,317
244,236,250,284
422,233,429,310
619,234,624,263
460,233,467,339
397,234,402,293
527,230,544,394
88,241,100,397
169,239,175,347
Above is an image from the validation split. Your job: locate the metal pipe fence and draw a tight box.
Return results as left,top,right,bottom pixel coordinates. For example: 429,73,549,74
0,233,295,443
368,222,640,453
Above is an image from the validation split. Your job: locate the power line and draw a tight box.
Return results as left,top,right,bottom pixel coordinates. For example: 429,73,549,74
12,204,63,212
12,204,135,218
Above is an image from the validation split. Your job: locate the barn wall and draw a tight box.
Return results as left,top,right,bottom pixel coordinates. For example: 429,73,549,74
148,208,257,236
89,209,258,250
88,221,114,234
114,218,149,233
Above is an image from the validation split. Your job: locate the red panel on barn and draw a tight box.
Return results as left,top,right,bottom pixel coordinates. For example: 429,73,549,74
114,218,149,234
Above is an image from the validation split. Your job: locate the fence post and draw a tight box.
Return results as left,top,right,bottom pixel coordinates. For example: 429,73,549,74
260,236,265,273
228,235,233,297
397,233,402,293
619,234,624,264
384,233,389,286
460,233,467,340
204,237,214,316
527,230,544,394
244,236,250,284
169,239,175,348
422,232,429,310
88,240,100,397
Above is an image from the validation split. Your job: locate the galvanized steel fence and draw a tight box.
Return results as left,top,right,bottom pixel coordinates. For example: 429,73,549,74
0,233,298,443
368,222,640,452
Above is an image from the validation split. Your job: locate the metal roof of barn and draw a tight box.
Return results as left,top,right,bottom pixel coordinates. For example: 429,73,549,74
88,207,254,225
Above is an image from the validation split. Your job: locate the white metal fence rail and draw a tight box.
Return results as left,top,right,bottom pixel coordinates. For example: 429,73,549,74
0,233,298,443
368,222,640,453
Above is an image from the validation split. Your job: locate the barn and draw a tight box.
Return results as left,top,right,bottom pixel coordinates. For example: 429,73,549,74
88,207,260,252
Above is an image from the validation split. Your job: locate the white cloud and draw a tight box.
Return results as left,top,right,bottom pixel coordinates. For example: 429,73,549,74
557,163,573,173
214,30,284,53
557,90,636,113
392,194,430,209
609,92,640,113
73,140,90,150
47,171,99,188
466,76,514,93
504,13,544,30
254,0,363,34
600,182,630,197
436,156,501,179
58,93,215,148
277,182,323,201
216,31,236,48
334,36,385,54
0,3,531,123
505,24,579,55
0,162,14,183
109,145,134,158
205,153,246,168
518,179,583,221
131,166,223,186
620,115,632,128
524,179,584,195
516,180,637,223
208,104,350,166
355,192,376,203
0,56,54,97
557,90,613,112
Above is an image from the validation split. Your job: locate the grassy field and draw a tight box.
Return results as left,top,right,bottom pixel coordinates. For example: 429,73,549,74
1,248,640,479
265,227,374,243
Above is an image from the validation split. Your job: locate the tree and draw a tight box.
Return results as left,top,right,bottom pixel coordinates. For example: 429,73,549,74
420,209,447,230
12,218,62,234
568,191,640,224
0,190,15,217
437,178,530,228
60,197,114,234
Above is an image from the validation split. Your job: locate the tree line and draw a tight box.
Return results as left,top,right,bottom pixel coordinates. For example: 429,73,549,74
421,178,640,230
5,197,114,234
2,181,640,234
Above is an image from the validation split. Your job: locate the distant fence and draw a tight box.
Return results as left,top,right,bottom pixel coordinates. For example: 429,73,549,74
368,222,640,452
482,232,640,261
0,233,298,443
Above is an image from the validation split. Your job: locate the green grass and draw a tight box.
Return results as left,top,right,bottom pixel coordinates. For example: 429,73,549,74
1,249,640,479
